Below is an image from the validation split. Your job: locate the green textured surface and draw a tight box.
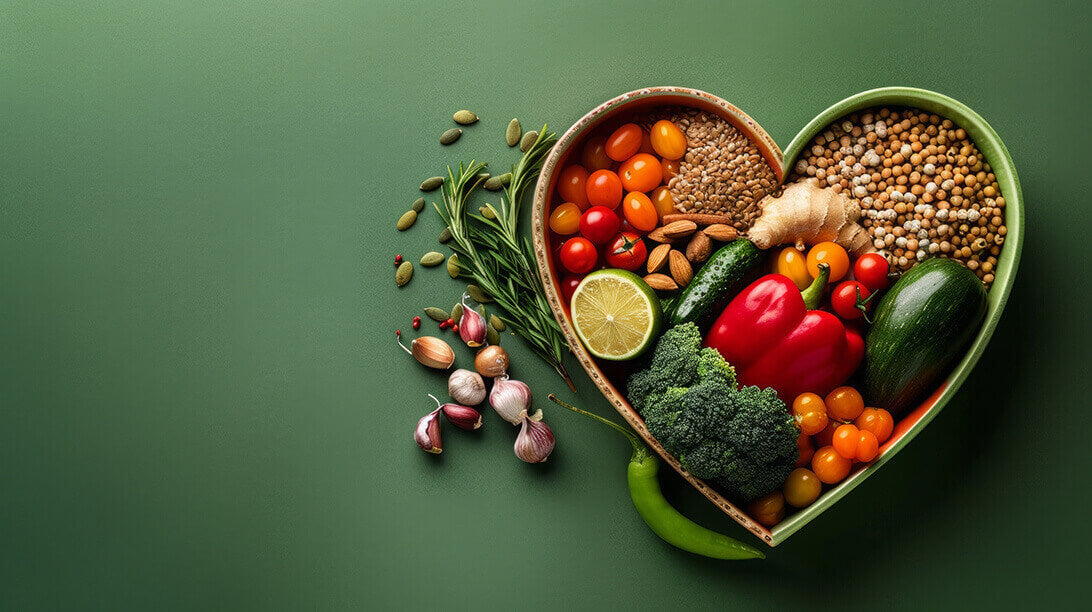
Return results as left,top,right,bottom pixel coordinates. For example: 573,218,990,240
1,1,1088,610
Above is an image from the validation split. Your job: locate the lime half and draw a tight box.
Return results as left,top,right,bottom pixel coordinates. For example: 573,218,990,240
570,269,662,361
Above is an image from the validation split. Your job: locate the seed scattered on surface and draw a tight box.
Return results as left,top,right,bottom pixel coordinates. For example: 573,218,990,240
424,307,449,322
506,118,521,146
453,110,479,125
447,254,461,278
411,197,425,213
467,284,492,303
479,205,496,220
395,261,413,287
397,210,417,231
420,176,444,191
438,227,452,243
486,325,500,346
520,130,538,152
450,303,463,322
440,128,462,145
489,314,505,332
420,251,445,267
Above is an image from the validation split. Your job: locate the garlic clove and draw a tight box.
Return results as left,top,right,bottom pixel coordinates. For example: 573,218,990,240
514,409,555,463
441,403,483,430
448,368,486,406
458,293,488,347
397,331,455,369
489,376,531,425
414,409,442,454
474,344,510,378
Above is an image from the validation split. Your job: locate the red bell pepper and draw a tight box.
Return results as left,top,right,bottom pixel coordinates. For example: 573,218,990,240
704,264,864,401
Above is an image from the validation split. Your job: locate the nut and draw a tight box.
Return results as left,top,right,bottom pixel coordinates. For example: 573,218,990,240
702,223,738,241
647,243,671,273
685,231,711,264
668,250,693,287
643,273,678,291
646,227,671,243
661,220,698,240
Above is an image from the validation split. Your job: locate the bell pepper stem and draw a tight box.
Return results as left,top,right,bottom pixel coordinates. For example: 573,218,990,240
801,263,830,310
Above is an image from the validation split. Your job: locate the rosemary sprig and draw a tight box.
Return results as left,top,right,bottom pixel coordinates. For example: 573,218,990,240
434,127,575,390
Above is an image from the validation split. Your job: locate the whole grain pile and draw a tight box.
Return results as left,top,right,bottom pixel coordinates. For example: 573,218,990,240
788,107,1006,286
641,108,777,231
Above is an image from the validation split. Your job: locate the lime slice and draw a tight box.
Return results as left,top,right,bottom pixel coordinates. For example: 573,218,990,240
570,269,662,361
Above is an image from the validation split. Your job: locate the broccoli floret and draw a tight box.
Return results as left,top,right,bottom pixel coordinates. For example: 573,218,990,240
627,324,799,502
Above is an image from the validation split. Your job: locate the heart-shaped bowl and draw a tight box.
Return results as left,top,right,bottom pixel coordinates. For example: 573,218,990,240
532,86,1023,545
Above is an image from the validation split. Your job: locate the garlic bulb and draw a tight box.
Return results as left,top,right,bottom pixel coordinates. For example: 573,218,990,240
489,375,531,425
448,369,486,405
514,409,554,463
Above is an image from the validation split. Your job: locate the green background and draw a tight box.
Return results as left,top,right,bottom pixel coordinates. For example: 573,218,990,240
2,1,1088,609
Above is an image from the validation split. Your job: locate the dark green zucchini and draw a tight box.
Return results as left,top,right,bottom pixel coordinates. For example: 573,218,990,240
864,258,988,415
667,240,764,327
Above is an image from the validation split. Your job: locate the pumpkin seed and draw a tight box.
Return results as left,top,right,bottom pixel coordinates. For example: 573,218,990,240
489,314,505,332
440,128,462,145
397,210,417,231
411,197,425,213
467,284,492,303
395,261,413,287
424,307,449,322
486,325,500,346
420,251,444,267
447,254,461,278
520,130,538,152
479,205,496,220
497,172,512,186
483,176,504,191
438,227,452,243
450,303,463,322
420,176,444,191
453,110,478,125
506,118,521,146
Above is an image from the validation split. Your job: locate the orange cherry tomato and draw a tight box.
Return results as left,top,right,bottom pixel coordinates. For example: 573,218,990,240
618,153,662,193
585,169,623,209
622,192,658,232
812,446,851,484
791,392,828,436
832,423,860,460
855,430,879,462
605,123,643,161
795,432,815,468
650,119,687,160
814,420,837,448
557,165,590,209
638,129,655,154
855,408,894,444
650,186,675,220
749,491,785,527
791,392,824,416
776,247,812,291
661,158,680,183
548,203,582,235
806,241,850,281
581,136,612,172
825,386,864,421
783,468,823,507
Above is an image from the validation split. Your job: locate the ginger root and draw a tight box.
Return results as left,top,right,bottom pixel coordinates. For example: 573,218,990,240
747,180,874,254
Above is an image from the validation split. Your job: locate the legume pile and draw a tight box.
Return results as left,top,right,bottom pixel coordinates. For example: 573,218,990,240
788,107,1007,286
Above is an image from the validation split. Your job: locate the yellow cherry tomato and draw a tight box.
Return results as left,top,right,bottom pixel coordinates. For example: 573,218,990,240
650,186,675,219
783,468,823,507
812,446,851,484
548,202,581,235
776,247,812,290
806,241,850,281
749,491,785,527
650,120,687,160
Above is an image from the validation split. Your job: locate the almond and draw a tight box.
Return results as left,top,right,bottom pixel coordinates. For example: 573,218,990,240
661,220,698,240
646,227,671,243
668,250,693,287
643,273,678,291
685,231,711,264
647,243,671,273
702,223,738,241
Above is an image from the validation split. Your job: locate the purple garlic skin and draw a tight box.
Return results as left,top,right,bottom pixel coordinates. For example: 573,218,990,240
441,403,482,431
514,410,554,463
458,295,487,347
415,409,442,454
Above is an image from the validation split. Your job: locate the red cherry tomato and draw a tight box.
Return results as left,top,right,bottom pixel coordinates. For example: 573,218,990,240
621,192,659,232
618,153,662,193
559,274,584,304
854,252,890,292
579,206,620,244
557,165,590,209
559,237,597,274
831,280,872,320
581,136,612,172
605,232,648,271
585,170,623,209
605,123,643,161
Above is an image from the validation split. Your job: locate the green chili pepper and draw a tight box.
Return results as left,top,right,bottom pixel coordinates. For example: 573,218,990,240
548,395,764,561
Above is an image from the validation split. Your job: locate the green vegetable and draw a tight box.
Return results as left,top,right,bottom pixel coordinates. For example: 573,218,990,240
864,257,987,415
627,323,799,502
548,395,764,560
668,240,764,326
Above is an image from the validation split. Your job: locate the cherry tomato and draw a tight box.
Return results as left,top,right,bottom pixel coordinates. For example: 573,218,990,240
559,237,597,274
661,158,680,184
604,232,648,271
650,119,687,160
581,136,612,172
605,123,643,161
557,165,590,209
831,280,872,320
814,420,837,448
806,241,850,281
855,430,879,462
855,408,894,444
638,129,655,155
548,202,582,235
579,206,620,244
795,432,815,468
812,446,851,484
586,169,623,209
783,467,823,507
621,192,658,232
618,153,662,193
791,392,828,436
749,491,785,526
854,252,890,292
559,274,584,304
649,186,675,219
825,386,864,421
832,423,860,460
776,247,812,291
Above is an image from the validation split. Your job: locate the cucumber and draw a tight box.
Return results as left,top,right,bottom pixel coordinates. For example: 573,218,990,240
864,258,987,415
668,240,764,327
